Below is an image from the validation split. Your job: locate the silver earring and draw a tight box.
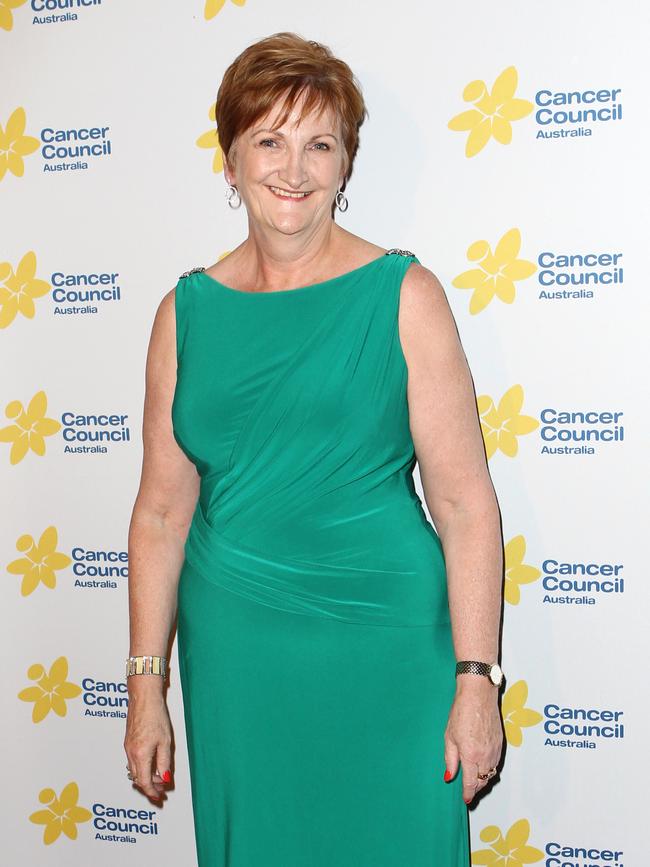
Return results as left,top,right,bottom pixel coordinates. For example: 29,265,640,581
225,183,241,209
335,189,348,212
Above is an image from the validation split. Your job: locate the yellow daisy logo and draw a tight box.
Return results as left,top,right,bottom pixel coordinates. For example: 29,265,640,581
7,525,71,596
448,66,534,158
472,818,544,865
501,680,543,747
477,385,539,459
0,0,27,32
29,782,92,845
0,251,52,328
0,107,40,181
452,229,537,315
504,535,541,605
0,390,61,464
196,101,224,173
204,0,246,20
18,657,82,723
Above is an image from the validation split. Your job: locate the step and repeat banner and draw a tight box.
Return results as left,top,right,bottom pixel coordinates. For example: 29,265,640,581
2,1,646,864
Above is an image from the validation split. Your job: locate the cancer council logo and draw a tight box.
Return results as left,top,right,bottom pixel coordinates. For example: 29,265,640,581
0,0,27,32
477,385,539,459
452,229,537,314
448,66,533,157
29,782,92,845
0,390,60,464
0,251,51,328
18,656,82,723
196,100,224,173
504,535,541,605
471,818,544,866
0,107,40,181
7,525,71,595
204,0,245,19
501,680,543,747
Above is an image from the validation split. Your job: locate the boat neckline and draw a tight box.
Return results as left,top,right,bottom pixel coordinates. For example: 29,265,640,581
195,252,404,297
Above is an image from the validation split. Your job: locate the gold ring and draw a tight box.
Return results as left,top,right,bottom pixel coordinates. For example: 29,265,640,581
477,767,497,781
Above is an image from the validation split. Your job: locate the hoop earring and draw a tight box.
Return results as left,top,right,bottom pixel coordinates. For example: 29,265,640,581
335,189,348,212
225,184,241,209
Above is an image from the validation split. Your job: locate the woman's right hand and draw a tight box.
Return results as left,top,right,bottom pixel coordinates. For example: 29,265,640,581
124,677,173,803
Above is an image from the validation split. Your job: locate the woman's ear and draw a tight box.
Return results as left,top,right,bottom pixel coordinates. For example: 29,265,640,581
338,160,348,191
223,144,237,186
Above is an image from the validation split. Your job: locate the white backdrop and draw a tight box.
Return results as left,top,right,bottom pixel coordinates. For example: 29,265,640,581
2,1,647,864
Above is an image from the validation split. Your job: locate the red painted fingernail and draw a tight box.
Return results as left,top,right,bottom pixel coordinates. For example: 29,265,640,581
162,770,172,783
443,770,452,782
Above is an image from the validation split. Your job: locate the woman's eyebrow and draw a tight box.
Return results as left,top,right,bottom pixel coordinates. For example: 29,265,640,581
251,128,338,141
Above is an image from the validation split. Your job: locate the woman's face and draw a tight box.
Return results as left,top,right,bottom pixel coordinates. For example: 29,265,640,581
224,92,346,238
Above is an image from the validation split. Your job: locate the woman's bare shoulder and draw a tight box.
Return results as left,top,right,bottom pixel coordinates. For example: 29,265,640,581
146,287,177,364
156,285,177,321
398,262,460,363
401,260,449,310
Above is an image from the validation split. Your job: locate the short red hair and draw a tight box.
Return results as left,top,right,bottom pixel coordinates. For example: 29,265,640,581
215,32,367,188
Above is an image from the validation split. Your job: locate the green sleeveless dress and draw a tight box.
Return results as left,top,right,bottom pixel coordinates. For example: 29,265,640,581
172,250,469,867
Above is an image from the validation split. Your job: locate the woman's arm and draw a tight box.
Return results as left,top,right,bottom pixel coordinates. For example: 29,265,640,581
124,287,200,802
398,263,504,804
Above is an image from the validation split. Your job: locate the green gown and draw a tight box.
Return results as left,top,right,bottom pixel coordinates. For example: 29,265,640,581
172,249,469,866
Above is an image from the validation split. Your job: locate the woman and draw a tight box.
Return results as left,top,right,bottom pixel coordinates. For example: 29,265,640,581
124,31,504,867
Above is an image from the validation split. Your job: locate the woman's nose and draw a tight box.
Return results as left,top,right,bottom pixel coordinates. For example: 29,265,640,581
278,149,309,189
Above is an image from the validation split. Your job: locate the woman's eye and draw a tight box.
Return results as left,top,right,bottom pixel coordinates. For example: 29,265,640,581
258,139,330,150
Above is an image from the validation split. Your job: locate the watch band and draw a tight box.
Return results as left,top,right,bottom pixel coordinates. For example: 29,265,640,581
456,661,492,677
455,660,503,686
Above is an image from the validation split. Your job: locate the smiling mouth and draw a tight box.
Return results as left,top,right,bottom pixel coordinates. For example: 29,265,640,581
268,185,313,200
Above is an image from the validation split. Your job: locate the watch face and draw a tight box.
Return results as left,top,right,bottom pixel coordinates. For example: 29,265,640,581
489,664,503,685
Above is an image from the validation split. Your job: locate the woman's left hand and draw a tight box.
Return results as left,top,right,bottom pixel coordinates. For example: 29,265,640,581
443,679,504,805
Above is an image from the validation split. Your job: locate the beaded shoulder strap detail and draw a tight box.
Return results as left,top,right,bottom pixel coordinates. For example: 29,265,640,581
179,266,206,279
